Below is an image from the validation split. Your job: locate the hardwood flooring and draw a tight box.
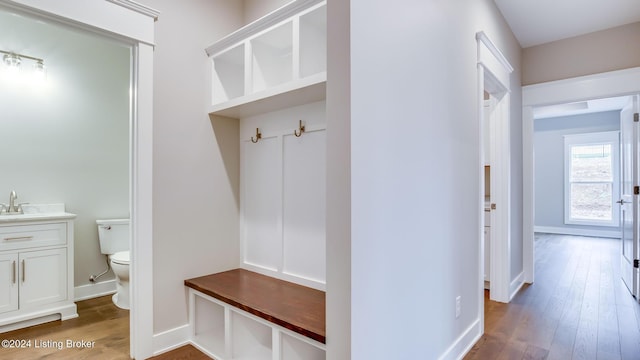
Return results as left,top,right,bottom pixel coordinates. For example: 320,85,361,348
466,233,640,360
4,233,639,360
148,344,210,360
0,295,129,359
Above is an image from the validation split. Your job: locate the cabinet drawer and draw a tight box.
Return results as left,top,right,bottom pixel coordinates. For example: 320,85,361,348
0,223,66,251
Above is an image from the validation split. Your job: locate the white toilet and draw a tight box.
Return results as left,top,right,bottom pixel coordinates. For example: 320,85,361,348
96,218,130,310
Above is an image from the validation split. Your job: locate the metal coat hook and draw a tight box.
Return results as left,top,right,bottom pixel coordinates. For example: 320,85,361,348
251,128,262,143
294,120,305,137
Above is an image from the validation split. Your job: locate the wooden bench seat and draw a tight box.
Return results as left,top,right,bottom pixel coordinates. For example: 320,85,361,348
184,268,326,344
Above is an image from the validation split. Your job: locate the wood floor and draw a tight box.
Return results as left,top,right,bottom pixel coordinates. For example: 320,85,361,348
0,297,211,360
4,233,639,359
466,233,640,360
0,295,130,359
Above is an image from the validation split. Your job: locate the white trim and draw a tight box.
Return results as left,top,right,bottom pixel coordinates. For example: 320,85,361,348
509,272,525,301
152,324,191,356
476,32,514,74
1,0,156,45
477,31,513,308
534,226,621,239
0,303,78,333
205,0,324,56
523,67,640,107
106,0,159,21
74,280,116,302
438,319,482,360
130,41,155,360
522,67,640,290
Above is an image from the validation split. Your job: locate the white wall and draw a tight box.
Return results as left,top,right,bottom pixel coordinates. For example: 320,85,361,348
0,8,129,289
146,0,243,334
534,111,621,234
336,0,522,358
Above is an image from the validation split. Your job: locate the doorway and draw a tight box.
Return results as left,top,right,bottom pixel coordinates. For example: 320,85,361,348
523,67,640,300
0,1,156,358
477,32,514,310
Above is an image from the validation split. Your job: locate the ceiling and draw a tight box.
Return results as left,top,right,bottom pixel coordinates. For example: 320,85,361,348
494,0,640,48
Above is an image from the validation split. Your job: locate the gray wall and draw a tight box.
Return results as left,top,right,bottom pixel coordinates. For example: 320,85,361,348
147,0,304,337
243,0,291,24
147,0,244,335
0,9,130,288
341,0,522,357
523,22,640,85
534,111,621,233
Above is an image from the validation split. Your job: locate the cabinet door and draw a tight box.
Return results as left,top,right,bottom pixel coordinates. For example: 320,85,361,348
19,248,67,309
0,253,19,314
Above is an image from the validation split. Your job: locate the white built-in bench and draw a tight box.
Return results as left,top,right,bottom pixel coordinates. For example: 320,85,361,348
185,269,325,360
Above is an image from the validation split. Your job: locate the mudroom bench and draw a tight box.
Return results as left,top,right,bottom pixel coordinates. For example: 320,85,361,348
185,269,325,360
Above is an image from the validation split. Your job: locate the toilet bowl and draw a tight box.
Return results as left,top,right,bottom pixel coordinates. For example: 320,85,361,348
110,250,130,310
96,219,130,310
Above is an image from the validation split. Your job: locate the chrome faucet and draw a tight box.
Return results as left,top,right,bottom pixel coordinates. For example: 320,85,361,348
9,191,17,212
5,191,23,214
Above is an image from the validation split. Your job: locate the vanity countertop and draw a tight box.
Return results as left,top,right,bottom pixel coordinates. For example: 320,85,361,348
0,204,76,223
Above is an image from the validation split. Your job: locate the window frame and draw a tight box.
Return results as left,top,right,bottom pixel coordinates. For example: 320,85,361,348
563,131,620,227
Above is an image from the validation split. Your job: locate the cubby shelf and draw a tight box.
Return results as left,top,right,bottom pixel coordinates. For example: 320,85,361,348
206,0,326,119
186,269,326,360
208,72,326,118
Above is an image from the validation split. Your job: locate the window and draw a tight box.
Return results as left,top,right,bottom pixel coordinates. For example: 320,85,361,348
564,131,620,227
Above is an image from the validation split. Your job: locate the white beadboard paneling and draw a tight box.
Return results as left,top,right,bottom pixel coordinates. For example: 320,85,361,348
283,130,326,283
240,101,326,288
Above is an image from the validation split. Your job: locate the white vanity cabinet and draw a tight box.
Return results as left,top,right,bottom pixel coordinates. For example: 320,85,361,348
0,216,77,332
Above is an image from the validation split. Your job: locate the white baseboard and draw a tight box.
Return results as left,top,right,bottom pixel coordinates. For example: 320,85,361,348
438,318,482,360
509,272,525,301
534,226,620,239
152,324,191,356
74,280,116,302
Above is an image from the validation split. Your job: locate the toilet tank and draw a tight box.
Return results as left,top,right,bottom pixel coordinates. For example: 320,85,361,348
96,218,130,255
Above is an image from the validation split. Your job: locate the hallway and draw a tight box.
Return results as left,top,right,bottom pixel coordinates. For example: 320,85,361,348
466,234,640,359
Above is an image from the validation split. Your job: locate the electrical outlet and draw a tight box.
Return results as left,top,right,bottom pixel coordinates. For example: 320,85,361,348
455,296,461,318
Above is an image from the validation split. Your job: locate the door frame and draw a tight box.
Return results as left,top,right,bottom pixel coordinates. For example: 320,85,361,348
476,31,513,318
522,66,640,285
0,1,158,358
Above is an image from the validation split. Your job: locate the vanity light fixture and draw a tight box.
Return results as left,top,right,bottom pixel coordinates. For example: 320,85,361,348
2,52,21,68
0,49,46,79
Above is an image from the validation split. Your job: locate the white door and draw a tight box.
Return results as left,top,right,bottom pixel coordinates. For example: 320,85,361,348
620,95,639,299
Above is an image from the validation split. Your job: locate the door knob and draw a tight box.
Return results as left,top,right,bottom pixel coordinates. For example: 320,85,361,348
616,199,627,204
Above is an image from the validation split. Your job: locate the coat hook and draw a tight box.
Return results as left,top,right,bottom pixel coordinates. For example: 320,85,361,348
251,128,262,143
294,120,305,137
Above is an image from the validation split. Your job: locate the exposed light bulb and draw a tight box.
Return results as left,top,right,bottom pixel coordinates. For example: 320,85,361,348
3,53,21,68
32,60,46,81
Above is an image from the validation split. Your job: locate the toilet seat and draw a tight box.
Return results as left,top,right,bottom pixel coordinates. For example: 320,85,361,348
111,251,130,265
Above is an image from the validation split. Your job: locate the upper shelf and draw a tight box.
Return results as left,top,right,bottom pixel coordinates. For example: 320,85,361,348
206,0,326,118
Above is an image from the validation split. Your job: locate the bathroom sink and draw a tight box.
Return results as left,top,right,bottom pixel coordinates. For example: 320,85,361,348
0,204,76,222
